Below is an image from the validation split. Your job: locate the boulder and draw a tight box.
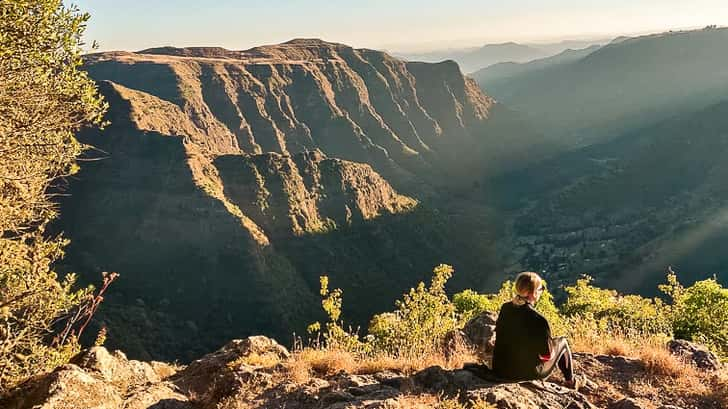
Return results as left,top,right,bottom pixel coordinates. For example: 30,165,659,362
462,311,498,352
171,336,289,405
0,364,123,409
466,380,596,409
667,339,721,371
443,311,497,362
71,346,160,393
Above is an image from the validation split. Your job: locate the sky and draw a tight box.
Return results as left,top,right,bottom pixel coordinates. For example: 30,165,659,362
71,0,728,53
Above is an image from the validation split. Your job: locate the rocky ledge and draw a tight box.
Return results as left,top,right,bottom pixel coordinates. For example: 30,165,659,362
1,334,723,409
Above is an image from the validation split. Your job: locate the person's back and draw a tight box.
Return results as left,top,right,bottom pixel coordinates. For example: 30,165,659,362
492,301,550,380
489,272,581,389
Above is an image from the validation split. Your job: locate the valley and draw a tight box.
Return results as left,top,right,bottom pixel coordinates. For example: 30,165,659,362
55,29,728,361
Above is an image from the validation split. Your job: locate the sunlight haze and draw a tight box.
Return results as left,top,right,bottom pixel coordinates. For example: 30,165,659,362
72,0,728,52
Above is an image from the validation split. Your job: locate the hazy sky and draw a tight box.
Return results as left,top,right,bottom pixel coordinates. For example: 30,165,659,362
71,0,728,52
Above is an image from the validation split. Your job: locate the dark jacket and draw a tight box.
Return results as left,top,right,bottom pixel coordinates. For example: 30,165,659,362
491,301,551,380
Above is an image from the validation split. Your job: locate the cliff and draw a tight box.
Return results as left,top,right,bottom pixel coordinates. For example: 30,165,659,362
56,40,526,360
83,39,498,182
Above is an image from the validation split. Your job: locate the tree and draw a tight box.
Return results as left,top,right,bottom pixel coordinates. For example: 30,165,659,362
0,0,107,392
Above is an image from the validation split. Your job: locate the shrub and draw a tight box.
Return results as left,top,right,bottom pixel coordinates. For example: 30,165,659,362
454,279,566,335
307,276,367,353
562,276,672,337
660,271,728,358
367,264,458,357
0,0,107,393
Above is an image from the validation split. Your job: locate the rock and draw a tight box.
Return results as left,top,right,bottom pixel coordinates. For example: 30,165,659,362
121,382,194,409
445,311,497,361
462,311,498,354
0,364,123,409
467,381,596,409
322,390,356,405
171,336,290,405
667,339,722,371
608,398,647,409
412,365,595,409
71,346,160,392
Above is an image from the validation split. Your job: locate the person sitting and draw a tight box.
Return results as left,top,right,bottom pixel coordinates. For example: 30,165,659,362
491,271,582,389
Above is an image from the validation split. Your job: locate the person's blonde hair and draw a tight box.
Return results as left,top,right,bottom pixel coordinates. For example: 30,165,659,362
515,272,542,296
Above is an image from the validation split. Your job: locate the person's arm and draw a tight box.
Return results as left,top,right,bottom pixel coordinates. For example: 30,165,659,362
537,316,552,361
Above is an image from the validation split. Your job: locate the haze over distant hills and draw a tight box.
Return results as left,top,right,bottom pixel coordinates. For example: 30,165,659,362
489,99,728,294
396,39,609,73
473,27,728,145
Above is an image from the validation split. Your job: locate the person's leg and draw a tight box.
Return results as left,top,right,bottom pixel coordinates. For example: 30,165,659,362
536,337,574,381
555,337,574,382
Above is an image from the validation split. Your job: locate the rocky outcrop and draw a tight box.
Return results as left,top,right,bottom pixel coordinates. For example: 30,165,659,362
5,336,725,409
443,311,497,363
1,337,597,409
667,339,722,371
1,347,187,409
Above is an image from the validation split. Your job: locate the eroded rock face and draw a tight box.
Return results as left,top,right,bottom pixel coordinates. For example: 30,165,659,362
667,339,722,371
84,40,495,175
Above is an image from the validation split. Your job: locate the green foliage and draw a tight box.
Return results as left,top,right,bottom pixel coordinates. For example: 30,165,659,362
367,264,458,357
660,272,728,358
309,276,367,353
0,0,107,393
562,276,672,337
454,280,566,335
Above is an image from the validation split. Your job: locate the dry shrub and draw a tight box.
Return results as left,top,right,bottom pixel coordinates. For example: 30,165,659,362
284,357,311,384
286,348,356,382
638,345,691,378
285,346,478,384
356,352,445,375
241,352,281,368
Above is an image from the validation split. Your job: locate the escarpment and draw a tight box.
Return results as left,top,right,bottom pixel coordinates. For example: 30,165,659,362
56,40,527,360
83,39,501,182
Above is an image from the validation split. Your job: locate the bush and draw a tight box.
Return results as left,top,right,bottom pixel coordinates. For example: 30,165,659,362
660,272,728,358
0,0,107,392
368,264,458,357
562,276,672,337
307,276,367,353
454,279,566,335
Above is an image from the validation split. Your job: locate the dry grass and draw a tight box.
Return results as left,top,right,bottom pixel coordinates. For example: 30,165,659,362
638,344,692,378
569,326,669,358
284,348,356,383
284,346,479,384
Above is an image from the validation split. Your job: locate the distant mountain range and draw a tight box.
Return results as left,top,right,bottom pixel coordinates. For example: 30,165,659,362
473,27,728,145
395,39,609,74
